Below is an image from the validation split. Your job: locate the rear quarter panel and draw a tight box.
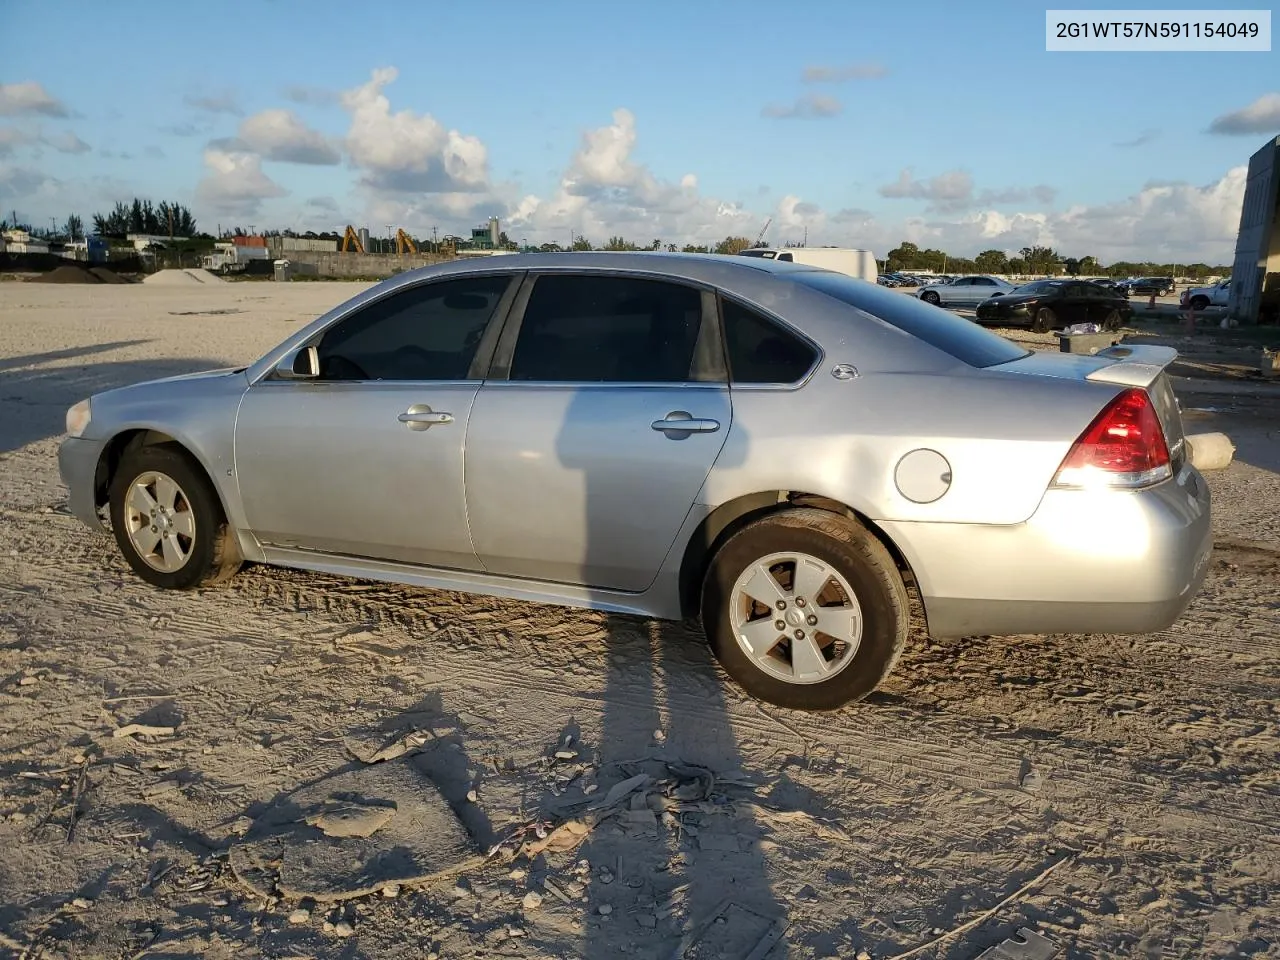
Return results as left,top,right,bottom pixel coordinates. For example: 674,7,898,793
701,366,1125,526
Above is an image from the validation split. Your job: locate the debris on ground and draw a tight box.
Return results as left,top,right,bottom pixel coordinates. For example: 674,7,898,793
227,760,477,902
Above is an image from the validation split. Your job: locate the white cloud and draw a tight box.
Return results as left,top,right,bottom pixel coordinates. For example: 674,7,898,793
0,126,35,156
195,144,287,215
1208,93,1280,136
802,63,888,82
239,109,340,165
284,85,338,107
45,131,91,155
184,91,242,116
0,81,69,117
761,94,843,119
878,169,974,208
0,162,60,201
878,170,1055,212
1115,129,1160,148
340,67,489,193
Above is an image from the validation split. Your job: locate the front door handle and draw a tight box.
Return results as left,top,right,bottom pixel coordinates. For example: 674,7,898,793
398,405,454,431
651,411,720,437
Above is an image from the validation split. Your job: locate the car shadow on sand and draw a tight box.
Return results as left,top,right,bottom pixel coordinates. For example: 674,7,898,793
0,348,223,453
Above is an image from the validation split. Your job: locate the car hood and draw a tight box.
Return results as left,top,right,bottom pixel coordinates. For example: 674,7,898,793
137,366,244,387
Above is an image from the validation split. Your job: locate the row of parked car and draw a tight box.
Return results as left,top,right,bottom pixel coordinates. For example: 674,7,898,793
881,273,1178,297
914,275,1136,333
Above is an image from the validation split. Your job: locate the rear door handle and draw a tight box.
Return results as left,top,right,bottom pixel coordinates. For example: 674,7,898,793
651,412,720,436
398,405,454,431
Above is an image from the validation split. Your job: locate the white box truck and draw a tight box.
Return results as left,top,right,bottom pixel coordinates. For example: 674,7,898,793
738,247,878,283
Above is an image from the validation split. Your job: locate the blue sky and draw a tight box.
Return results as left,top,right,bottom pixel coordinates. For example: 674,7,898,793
1,0,1276,262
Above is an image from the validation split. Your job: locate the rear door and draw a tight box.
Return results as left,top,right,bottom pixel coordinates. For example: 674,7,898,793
464,272,730,591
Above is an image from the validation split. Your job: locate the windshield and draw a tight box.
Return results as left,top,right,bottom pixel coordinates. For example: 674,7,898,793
793,272,1031,368
1012,281,1063,295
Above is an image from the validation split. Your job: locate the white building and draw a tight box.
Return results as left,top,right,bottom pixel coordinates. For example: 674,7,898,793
2,229,49,254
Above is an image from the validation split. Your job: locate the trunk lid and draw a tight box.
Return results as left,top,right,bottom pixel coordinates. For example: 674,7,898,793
996,344,1187,470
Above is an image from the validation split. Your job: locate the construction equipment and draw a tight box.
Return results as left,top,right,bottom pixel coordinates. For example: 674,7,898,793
395,229,418,255
754,217,772,247
341,225,364,253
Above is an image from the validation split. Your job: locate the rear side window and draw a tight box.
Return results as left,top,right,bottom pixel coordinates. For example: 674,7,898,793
793,272,1030,368
510,274,703,382
722,298,817,384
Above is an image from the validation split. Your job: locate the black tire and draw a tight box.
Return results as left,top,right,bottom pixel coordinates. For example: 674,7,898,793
108,444,242,590
701,508,909,711
1102,309,1123,331
1031,306,1057,333
921,291,941,306
1189,296,1210,311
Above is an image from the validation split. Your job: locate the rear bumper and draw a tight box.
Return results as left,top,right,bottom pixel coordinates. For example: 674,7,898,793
881,462,1212,638
58,436,108,532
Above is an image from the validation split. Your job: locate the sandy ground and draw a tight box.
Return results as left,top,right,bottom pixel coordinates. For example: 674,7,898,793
1,282,1278,960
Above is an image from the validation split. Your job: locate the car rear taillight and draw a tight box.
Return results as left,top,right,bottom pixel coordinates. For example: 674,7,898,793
1052,388,1171,489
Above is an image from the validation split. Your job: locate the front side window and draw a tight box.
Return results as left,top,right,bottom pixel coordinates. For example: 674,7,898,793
510,274,703,382
721,298,817,385
316,275,513,381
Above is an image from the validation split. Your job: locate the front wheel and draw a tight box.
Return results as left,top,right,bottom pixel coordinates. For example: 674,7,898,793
1031,306,1057,333
1189,296,1210,311
109,445,242,589
1102,309,1123,331
701,509,909,711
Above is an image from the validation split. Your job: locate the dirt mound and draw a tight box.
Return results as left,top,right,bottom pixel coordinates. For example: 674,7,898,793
88,266,131,284
143,268,227,286
34,264,101,284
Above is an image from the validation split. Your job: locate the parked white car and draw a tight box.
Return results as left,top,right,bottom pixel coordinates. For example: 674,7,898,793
1181,279,1230,311
917,275,1015,307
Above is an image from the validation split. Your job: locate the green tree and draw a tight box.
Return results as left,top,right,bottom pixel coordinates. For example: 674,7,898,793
570,235,593,251
1019,245,1061,274
1077,255,1099,275
713,235,752,255
62,214,83,241
604,235,637,251
974,249,1008,274
886,241,921,272
666,243,677,252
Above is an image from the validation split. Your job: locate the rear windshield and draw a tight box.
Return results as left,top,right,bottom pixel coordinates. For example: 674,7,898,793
792,272,1030,368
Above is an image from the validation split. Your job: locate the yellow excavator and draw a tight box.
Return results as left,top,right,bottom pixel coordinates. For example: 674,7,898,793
341,225,364,253
395,229,418,255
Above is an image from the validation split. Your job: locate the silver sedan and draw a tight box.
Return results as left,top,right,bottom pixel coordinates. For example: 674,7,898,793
917,274,1015,307
58,253,1211,710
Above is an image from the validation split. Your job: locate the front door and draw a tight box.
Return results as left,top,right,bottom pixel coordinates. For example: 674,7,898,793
464,273,730,592
235,273,517,569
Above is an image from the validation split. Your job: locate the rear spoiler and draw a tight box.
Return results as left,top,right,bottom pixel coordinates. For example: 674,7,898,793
1084,344,1177,388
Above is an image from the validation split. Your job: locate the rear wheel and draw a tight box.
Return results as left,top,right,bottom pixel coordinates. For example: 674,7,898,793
1102,309,1123,331
922,291,941,306
1032,306,1057,333
108,445,242,590
701,508,908,710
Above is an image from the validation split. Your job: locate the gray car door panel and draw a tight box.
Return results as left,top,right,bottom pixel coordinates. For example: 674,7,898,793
234,273,519,569
464,272,731,592
236,381,481,567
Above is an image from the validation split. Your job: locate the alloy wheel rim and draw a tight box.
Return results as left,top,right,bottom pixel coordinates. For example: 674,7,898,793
729,551,863,685
123,471,196,573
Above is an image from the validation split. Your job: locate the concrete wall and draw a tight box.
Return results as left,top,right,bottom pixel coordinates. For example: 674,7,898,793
1229,135,1280,324
278,251,453,278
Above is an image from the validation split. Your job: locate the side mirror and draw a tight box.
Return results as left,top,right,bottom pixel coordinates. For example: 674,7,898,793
275,345,319,380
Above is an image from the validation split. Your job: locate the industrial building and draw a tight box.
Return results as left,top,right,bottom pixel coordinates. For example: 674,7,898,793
1229,135,1280,325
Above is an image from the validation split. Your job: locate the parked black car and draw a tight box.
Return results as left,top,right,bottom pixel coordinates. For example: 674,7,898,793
1119,276,1174,296
974,279,1132,332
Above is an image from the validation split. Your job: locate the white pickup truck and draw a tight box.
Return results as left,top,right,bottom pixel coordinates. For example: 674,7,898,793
1181,278,1230,310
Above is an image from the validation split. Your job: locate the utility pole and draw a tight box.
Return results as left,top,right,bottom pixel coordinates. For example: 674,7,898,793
168,206,174,239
